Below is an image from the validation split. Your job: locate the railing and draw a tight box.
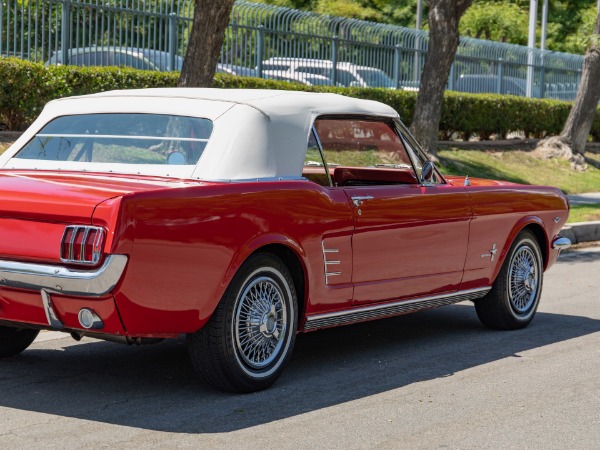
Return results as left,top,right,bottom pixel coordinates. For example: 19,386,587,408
0,0,585,100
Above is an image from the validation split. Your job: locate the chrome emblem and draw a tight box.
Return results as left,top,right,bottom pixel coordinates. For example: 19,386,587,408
554,217,561,223
481,244,498,262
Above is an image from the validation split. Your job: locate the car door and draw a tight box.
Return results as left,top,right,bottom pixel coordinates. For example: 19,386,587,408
313,117,472,305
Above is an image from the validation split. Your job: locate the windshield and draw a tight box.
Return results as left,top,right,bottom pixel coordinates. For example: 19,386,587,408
356,68,394,87
14,114,213,165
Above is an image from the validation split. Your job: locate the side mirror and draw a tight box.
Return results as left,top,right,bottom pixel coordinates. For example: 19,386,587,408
421,161,435,184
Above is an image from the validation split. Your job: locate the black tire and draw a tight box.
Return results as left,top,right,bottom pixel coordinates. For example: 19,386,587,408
0,326,39,357
187,253,298,393
475,230,543,330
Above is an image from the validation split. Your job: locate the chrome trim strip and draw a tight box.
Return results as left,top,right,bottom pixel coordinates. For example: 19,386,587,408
304,287,491,331
321,242,342,285
0,254,128,297
41,289,64,329
552,236,572,250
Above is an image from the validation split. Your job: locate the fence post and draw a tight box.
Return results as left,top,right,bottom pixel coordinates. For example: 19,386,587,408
256,25,265,78
539,53,546,98
61,0,71,65
168,13,177,71
448,62,455,91
394,45,400,89
331,35,339,86
496,58,503,94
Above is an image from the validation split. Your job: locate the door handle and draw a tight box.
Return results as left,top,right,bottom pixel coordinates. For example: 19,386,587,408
351,195,374,207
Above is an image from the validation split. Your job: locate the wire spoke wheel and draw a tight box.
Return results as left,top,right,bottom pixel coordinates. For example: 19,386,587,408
475,231,543,330
234,276,288,370
508,246,539,314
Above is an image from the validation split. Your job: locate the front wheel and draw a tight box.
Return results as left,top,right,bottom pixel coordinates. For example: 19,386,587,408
0,326,39,357
475,230,543,330
188,253,298,393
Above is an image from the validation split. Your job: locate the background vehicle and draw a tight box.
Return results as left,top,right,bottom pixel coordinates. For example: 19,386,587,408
46,47,183,71
262,57,395,88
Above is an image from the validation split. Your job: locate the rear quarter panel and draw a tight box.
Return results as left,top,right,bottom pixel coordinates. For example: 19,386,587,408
110,181,354,336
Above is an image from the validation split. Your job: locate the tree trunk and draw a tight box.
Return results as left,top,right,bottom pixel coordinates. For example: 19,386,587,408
178,0,235,87
410,0,473,158
560,13,600,155
535,12,600,169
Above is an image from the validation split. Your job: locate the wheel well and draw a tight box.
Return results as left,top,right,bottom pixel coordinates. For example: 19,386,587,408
522,223,548,267
253,244,307,325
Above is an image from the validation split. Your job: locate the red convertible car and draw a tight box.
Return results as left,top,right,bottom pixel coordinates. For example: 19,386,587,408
0,89,570,392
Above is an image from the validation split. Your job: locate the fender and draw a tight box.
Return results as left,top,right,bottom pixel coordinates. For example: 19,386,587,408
490,215,549,282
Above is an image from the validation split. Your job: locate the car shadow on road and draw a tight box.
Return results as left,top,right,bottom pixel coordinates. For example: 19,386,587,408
1,304,598,433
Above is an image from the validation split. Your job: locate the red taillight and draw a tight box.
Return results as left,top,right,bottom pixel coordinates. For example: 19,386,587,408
60,226,105,265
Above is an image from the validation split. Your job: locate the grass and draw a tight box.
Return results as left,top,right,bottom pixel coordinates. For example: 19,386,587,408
568,204,600,223
438,148,600,194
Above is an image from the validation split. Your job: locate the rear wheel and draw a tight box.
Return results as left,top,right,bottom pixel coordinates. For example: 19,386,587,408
0,326,39,357
187,253,298,393
475,230,543,330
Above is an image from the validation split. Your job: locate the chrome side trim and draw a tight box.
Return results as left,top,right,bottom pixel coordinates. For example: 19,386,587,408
0,254,128,297
321,242,341,285
304,287,491,331
552,236,572,250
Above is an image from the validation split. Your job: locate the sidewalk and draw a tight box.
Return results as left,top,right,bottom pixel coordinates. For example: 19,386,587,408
562,193,600,244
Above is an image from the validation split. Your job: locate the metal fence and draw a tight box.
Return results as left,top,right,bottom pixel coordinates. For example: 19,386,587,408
0,0,585,100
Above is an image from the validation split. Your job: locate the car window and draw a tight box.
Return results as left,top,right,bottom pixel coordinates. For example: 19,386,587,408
303,128,330,186
335,70,356,87
313,118,418,187
14,114,213,165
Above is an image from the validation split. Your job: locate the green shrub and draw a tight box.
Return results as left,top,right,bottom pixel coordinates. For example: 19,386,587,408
1,57,598,142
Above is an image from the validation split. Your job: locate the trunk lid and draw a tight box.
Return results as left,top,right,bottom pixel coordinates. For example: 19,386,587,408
0,170,197,264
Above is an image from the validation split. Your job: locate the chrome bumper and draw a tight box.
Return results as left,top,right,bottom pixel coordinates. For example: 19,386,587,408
0,254,128,297
552,236,572,250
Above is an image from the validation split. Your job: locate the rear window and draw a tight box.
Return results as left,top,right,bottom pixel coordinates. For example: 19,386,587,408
14,113,213,165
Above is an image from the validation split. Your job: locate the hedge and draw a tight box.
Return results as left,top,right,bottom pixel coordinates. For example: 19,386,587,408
1,57,599,141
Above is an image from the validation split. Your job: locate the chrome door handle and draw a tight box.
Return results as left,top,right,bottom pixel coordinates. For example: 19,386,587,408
351,195,374,207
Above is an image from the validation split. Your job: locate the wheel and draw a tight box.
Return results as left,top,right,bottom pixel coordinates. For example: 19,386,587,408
187,253,298,393
475,230,543,330
0,326,39,357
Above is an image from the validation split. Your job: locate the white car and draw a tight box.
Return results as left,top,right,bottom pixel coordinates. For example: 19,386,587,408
261,57,395,88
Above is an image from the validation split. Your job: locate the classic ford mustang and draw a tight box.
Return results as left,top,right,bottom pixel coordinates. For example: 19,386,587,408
0,89,570,392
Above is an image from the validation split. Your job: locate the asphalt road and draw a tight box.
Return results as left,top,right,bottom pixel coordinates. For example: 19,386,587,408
1,247,599,449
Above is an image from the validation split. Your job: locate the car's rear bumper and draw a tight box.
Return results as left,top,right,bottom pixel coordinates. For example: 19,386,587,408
0,255,128,297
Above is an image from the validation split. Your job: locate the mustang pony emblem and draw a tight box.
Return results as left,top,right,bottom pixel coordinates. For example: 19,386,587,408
481,244,498,262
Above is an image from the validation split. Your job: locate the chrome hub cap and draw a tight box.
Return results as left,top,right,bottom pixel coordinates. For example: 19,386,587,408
234,276,287,370
509,246,539,314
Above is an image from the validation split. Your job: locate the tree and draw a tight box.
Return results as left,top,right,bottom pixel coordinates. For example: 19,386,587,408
535,11,600,169
409,0,474,157
460,2,528,44
178,0,235,87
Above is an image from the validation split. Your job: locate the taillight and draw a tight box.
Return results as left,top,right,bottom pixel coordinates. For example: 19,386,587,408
60,226,105,265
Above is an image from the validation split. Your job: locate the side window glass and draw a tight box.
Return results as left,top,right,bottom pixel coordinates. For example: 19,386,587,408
303,129,330,186
314,118,418,187
395,121,444,185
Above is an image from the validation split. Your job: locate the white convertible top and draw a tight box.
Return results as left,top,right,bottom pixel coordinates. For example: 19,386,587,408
0,88,399,180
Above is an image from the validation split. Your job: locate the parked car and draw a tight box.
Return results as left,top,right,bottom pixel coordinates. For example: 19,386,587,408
216,63,257,77
262,57,395,88
46,47,183,71
0,89,570,393
454,74,540,97
263,72,336,86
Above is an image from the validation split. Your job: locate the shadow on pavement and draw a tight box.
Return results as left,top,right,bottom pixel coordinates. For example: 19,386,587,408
0,304,598,433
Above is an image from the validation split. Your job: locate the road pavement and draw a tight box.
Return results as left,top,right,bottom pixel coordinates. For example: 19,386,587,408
0,246,599,449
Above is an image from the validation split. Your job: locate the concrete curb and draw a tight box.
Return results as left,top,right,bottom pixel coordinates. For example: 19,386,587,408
561,221,600,244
